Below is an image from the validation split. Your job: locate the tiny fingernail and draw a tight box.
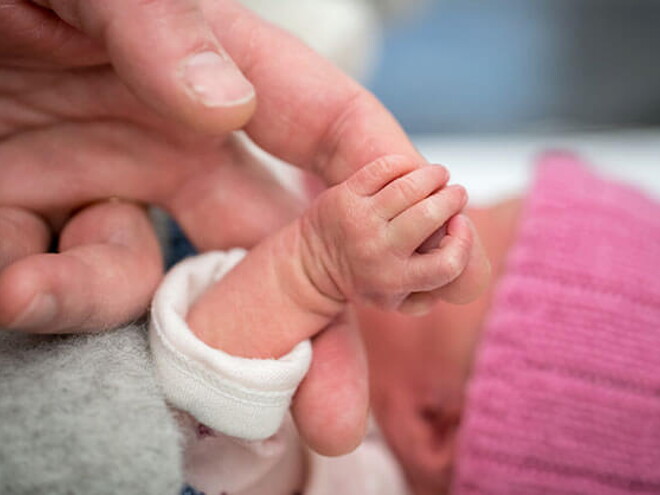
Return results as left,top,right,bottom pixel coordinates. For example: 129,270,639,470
405,303,432,317
9,293,58,330
180,51,255,107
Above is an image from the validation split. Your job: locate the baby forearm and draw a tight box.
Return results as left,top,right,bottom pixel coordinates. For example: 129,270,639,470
186,220,344,359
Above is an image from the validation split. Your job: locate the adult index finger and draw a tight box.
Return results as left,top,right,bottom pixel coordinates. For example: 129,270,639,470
204,1,426,185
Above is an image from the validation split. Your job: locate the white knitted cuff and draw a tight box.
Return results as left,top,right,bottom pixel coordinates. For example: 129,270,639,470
150,250,312,440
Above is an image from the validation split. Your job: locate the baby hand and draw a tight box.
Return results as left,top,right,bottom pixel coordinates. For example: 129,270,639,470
300,155,475,311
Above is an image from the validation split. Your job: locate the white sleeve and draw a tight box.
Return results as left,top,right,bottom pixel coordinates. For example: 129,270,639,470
149,250,312,440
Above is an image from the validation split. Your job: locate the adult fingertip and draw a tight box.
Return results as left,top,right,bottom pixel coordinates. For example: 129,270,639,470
179,50,255,109
300,403,369,457
61,0,258,133
292,319,370,456
0,258,56,332
439,214,493,305
5,292,58,332
294,364,370,456
464,215,493,300
173,49,257,133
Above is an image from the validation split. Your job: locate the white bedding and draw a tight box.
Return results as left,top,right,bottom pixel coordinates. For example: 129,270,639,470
261,128,660,206
413,129,660,204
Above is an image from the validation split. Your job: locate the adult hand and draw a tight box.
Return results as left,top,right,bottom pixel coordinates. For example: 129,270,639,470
0,0,431,334
0,0,487,456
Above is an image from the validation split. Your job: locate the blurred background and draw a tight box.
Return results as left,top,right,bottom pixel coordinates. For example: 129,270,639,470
170,0,660,262
369,0,660,135
240,0,660,207
242,0,660,203
245,0,660,135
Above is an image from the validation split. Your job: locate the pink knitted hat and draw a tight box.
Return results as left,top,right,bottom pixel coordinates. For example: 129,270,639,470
453,153,660,494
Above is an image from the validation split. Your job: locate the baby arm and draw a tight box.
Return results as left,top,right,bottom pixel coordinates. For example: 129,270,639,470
150,155,483,493
187,155,476,359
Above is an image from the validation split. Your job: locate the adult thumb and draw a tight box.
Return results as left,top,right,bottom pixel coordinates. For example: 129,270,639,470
35,0,256,133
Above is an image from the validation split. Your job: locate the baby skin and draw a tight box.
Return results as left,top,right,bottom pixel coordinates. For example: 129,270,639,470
186,155,490,456
358,197,522,495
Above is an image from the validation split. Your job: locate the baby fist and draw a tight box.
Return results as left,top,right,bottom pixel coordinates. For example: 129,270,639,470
300,155,474,311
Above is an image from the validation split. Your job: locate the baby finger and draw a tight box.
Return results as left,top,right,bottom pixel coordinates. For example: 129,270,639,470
344,155,420,197
388,184,467,255
372,164,449,220
402,214,473,293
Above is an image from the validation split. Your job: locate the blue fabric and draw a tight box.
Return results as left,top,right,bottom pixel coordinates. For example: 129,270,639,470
370,0,660,133
180,484,206,495
166,219,198,268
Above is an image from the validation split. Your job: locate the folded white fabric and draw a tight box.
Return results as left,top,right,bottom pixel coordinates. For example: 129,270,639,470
150,250,312,440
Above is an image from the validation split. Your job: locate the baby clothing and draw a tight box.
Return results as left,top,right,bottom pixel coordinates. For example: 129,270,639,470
150,153,660,495
150,251,408,495
453,154,660,494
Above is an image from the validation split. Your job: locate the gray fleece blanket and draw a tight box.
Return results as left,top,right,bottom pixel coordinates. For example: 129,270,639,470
0,324,183,494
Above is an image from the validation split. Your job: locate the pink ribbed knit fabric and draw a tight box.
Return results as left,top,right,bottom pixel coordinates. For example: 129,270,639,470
453,154,660,494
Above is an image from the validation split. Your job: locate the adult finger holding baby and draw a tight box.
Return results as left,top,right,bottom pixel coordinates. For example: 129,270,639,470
0,0,489,464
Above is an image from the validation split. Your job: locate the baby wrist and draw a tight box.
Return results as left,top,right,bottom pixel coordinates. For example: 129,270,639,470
150,250,313,439
285,219,346,318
